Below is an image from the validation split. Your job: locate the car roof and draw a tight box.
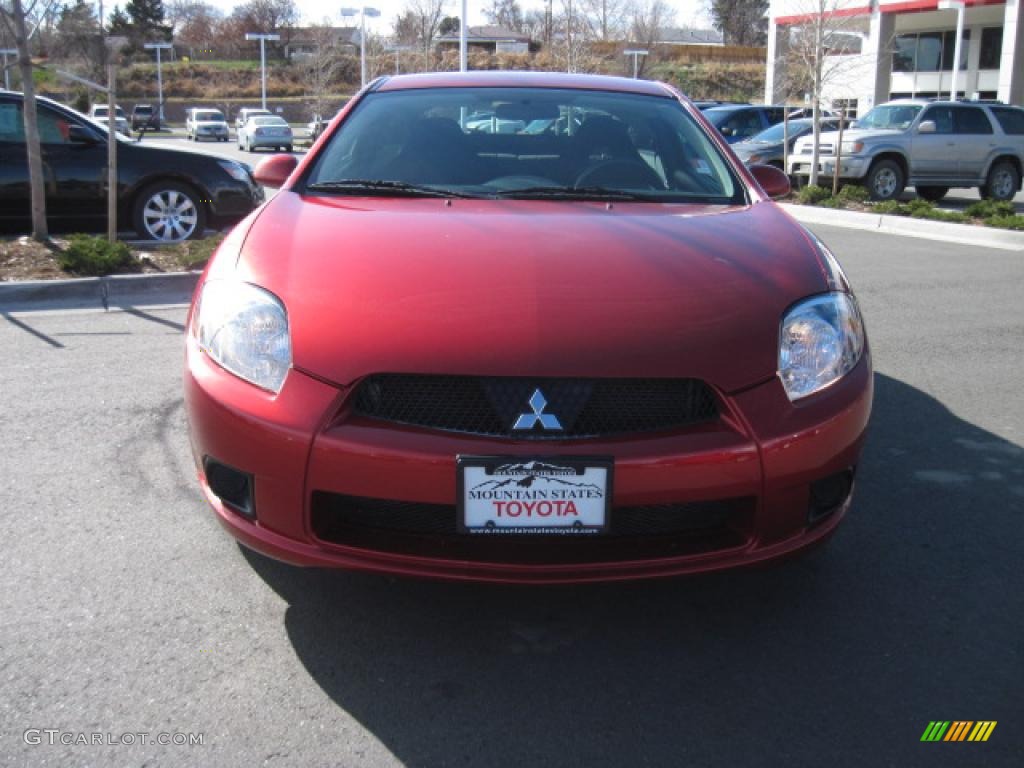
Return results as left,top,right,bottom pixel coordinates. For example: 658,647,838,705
373,71,674,98
704,104,766,114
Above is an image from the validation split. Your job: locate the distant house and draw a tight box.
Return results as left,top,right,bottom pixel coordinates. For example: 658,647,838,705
436,25,532,54
286,26,360,59
657,27,725,46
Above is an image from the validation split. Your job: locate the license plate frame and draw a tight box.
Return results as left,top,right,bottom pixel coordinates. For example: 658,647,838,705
456,456,613,536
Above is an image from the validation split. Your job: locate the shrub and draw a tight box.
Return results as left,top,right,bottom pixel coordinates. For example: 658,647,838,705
985,215,1024,230
817,197,844,209
57,235,135,276
871,200,905,215
964,199,1016,219
904,198,936,217
797,184,832,205
836,184,870,204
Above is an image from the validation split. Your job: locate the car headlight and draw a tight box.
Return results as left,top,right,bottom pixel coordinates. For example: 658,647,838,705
779,292,865,401
840,141,864,155
196,281,291,393
217,160,250,182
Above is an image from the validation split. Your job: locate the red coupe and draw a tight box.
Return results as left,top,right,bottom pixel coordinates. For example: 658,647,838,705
184,72,872,583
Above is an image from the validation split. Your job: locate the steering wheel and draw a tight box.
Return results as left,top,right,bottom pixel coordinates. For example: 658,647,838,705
573,159,664,190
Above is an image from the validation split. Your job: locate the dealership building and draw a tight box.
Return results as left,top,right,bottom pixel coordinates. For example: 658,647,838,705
765,0,1024,114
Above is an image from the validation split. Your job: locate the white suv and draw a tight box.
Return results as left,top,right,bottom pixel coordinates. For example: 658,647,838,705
186,108,230,142
89,104,130,136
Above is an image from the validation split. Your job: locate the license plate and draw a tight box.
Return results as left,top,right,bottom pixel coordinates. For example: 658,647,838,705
457,456,611,535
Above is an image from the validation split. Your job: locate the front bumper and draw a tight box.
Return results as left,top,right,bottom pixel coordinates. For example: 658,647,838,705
184,337,872,583
787,155,870,180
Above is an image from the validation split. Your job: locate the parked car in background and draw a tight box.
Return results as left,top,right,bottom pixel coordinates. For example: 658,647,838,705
0,92,262,241
131,103,159,132
732,117,851,169
186,108,230,142
184,72,871,583
703,104,788,143
235,107,271,132
237,115,293,152
787,99,1024,201
88,104,130,136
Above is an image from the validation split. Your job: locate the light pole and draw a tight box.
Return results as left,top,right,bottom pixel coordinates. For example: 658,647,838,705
460,0,467,72
0,48,16,90
341,7,380,89
938,0,965,101
245,32,280,110
143,42,172,123
623,49,649,79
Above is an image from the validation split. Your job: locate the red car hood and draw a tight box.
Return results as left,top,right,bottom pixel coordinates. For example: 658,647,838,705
235,192,827,393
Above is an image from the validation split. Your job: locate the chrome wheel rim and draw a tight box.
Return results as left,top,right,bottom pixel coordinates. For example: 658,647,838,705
874,168,898,199
142,189,198,242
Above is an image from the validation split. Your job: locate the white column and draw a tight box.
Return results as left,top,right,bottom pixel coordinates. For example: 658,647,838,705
997,0,1024,104
859,9,894,114
764,18,789,105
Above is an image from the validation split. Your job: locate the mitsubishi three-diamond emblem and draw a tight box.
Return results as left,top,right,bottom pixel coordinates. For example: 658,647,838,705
513,389,563,431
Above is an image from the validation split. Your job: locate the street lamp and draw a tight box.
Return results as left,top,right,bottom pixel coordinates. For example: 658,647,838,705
245,32,281,110
623,49,648,79
0,48,15,91
143,42,172,123
938,0,965,101
460,0,467,72
341,6,380,89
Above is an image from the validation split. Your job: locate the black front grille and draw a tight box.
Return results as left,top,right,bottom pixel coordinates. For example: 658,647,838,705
310,492,752,564
352,375,718,439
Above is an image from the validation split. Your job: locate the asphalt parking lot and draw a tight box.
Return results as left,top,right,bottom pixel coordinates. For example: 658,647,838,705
1,224,1021,767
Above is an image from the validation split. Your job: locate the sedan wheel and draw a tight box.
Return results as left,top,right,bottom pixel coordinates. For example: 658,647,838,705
982,162,1020,201
133,183,206,242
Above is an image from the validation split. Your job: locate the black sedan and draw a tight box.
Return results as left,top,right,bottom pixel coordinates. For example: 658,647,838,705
0,91,262,241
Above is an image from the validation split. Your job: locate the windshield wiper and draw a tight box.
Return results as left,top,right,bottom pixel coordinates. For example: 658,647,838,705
306,179,476,198
490,185,657,201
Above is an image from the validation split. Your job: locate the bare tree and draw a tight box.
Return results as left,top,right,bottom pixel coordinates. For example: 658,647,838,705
1,0,48,240
629,0,674,77
782,0,867,186
484,0,524,32
402,0,445,69
300,22,343,121
579,0,629,41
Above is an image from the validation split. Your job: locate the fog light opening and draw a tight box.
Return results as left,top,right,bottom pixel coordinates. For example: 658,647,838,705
808,468,854,524
203,457,255,519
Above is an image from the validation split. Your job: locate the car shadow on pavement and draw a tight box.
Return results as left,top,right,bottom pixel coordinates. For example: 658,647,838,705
242,372,1023,766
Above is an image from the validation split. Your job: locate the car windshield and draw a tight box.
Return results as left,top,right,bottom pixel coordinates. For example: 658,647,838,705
747,120,813,142
856,104,922,130
195,110,225,121
254,116,286,125
305,87,745,204
135,106,152,114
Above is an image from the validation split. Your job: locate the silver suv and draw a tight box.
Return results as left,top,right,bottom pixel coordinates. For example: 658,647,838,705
788,99,1024,201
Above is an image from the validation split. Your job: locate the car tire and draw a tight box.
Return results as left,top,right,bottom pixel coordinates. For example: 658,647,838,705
132,181,207,243
916,186,948,202
982,161,1020,201
866,159,905,201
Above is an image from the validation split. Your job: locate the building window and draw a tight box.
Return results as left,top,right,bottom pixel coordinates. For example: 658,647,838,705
979,27,1002,69
831,98,859,119
892,30,969,74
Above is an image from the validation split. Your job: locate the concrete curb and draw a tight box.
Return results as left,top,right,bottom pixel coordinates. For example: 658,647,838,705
0,271,201,312
780,203,1024,252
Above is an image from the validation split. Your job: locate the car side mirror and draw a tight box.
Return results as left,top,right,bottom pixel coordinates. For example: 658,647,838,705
68,125,99,144
918,120,936,134
253,153,298,187
750,163,791,199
